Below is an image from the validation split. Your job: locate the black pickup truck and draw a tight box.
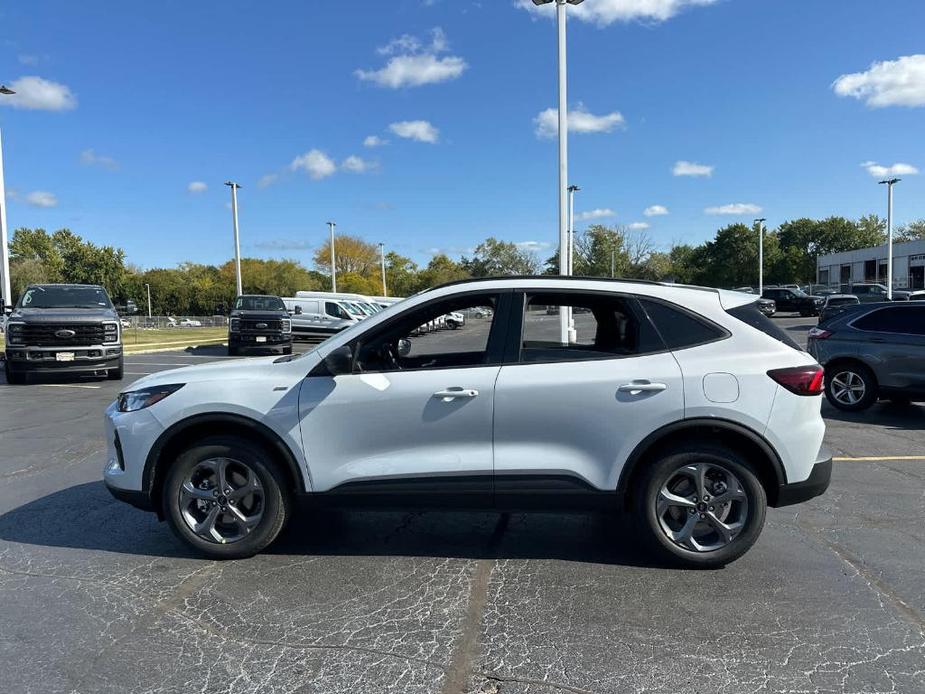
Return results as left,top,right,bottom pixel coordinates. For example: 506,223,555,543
227,295,292,356
3,284,123,384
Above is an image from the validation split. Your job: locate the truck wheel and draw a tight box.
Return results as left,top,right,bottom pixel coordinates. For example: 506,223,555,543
228,346,239,357
107,356,124,380
283,346,293,355
4,360,27,385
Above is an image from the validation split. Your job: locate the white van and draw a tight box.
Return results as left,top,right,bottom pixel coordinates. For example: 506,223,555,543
294,291,381,317
281,297,360,341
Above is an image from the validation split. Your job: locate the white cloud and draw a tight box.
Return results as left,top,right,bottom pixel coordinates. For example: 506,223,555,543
705,203,762,215
833,55,925,108
0,76,77,111
290,149,337,180
25,191,58,208
18,54,40,66
357,28,466,88
861,161,918,178
534,105,625,138
80,148,119,170
363,135,388,148
627,222,651,230
517,0,718,26
254,238,313,251
515,241,551,252
673,160,713,177
577,208,616,221
357,54,467,88
644,205,669,216
341,155,375,174
257,173,279,189
389,120,440,143
187,181,208,193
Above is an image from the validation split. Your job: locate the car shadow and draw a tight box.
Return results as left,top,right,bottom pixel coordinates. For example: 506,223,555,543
0,481,679,569
183,344,230,357
822,400,925,430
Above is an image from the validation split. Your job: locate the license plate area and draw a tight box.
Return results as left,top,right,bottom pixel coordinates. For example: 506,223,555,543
56,352,76,362
255,336,267,343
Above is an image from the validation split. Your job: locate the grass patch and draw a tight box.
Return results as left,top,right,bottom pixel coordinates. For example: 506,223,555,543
1,327,227,353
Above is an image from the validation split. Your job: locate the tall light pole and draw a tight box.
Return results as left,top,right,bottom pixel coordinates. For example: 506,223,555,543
534,0,584,344
879,178,900,300
610,247,615,278
754,218,766,296
0,84,16,310
224,181,243,296
327,221,337,292
145,283,152,318
567,184,579,276
378,242,387,296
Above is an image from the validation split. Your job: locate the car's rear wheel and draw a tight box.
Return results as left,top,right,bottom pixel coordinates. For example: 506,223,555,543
825,362,877,411
162,437,291,559
635,446,767,568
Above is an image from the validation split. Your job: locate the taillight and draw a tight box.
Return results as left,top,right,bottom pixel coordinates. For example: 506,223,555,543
767,365,825,396
807,327,831,340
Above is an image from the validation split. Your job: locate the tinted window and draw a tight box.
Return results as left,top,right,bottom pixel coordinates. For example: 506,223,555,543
19,285,112,309
853,307,925,335
726,303,803,351
325,301,349,319
234,296,285,311
519,292,662,363
639,299,727,350
356,294,500,372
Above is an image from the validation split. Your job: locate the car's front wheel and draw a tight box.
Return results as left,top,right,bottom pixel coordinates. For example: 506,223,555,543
4,360,26,385
635,446,767,568
825,362,877,411
162,437,291,559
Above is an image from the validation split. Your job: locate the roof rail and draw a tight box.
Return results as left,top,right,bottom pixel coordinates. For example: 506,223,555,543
420,275,725,295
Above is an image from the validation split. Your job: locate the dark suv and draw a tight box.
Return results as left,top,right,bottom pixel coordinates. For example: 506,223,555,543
4,284,123,384
227,295,292,356
761,287,823,317
808,302,925,410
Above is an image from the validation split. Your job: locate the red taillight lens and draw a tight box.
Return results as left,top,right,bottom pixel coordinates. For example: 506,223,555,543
807,327,831,340
767,365,825,396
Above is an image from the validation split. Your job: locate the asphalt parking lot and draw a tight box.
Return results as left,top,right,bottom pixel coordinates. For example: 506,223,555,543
1,316,923,694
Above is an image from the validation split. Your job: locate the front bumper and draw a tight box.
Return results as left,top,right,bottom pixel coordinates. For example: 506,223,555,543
228,333,291,353
5,345,122,374
774,446,832,507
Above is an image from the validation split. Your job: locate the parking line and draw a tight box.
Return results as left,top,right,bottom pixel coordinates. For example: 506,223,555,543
833,456,925,462
125,371,154,375
38,384,102,390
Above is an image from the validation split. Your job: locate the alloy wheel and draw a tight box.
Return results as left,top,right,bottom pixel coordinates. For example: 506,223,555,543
178,457,264,544
655,462,749,553
830,370,866,406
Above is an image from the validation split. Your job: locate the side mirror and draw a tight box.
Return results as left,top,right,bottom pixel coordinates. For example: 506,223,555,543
294,306,303,315
324,345,353,376
397,338,412,357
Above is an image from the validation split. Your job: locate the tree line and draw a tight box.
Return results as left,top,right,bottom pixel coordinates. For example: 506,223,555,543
7,217,924,314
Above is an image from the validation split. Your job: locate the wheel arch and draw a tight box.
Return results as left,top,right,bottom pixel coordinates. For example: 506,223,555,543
617,418,786,509
143,413,306,519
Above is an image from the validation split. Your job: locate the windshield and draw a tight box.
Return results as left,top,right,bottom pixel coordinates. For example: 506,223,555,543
234,296,286,311
343,302,364,316
790,288,808,297
18,285,113,309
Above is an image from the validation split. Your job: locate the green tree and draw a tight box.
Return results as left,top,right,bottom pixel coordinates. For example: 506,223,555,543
461,237,539,277
313,235,379,276
414,254,470,291
384,251,419,297
896,219,925,243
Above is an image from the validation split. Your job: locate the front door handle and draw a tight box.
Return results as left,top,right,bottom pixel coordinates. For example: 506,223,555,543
618,380,668,394
433,388,479,400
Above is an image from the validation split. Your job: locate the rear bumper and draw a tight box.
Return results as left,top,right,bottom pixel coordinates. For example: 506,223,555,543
773,446,832,507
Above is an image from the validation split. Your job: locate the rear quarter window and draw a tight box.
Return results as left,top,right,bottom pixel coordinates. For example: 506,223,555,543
639,298,728,350
725,302,802,351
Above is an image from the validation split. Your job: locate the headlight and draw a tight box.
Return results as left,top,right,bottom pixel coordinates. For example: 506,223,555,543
6,322,24,345
118,384,184,412
103,321,119,343
281,318,291,334
229,317,240,332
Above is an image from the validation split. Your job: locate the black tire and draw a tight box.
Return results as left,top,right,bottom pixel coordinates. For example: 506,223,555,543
799,309,811,317
4,360,27,385
824,362,878,412
162,436,291,559
283,345,293,355
107,355,124,380
228,345,239,357
634,445,767,569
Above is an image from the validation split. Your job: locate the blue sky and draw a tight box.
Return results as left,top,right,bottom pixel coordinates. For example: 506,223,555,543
2,0,925,269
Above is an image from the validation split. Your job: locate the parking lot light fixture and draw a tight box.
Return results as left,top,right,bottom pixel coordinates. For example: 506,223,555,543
878,178,900,300
379,242,387,297
532,0,584,344
145,283,152,318
0,85,15,311
754,218,766,296
224,181,243,297
327,221,337,292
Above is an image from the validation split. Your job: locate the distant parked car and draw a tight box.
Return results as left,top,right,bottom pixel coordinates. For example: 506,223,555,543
757,298,776,317
444,311,466,329
803,284,837,297
178,319,202,328
808,302,925,410
761,287,823,317
847,283,910,302
817,294,859,323
910,290,925,301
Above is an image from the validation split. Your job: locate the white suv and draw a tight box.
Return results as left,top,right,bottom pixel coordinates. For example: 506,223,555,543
104,278,831,568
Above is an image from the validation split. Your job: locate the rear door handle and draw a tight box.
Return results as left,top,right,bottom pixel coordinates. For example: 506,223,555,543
433,388,479,400
618,380,668,394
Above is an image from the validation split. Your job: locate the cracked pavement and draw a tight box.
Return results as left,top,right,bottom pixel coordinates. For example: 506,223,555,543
1,325,924,693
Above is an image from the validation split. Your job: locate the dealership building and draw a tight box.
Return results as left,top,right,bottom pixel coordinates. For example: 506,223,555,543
816,238,925,290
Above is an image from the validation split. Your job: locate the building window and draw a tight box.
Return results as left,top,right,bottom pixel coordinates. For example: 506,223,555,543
864,259,877,282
